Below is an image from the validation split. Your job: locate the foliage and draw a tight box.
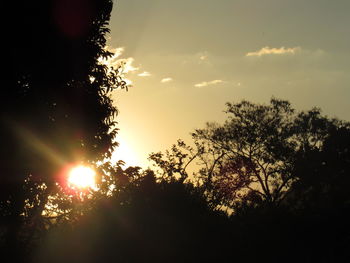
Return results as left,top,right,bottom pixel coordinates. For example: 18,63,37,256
34,171,228,263
1,93,345,262
2,0,350,260
290,124,350,212
150,98,345,211
0,0,127,259
35,152,350,262
148,98,350,262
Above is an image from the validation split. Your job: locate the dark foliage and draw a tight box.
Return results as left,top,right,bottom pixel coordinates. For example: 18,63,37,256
32,99,350,263
1,0,349,261
150,99,347,210
150,99,350,262
1,0,123,261
291,125,350,212
34,172,229,263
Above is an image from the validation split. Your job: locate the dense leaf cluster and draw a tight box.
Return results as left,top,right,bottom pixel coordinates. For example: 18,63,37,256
1,0,124,260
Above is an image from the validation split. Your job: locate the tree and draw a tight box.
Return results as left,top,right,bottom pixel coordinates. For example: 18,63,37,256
1,0,126,258
291,124,350,212
34,170,229,263
150,98,350,261
150,98,343,211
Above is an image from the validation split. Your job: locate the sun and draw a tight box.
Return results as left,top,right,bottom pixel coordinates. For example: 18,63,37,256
68,165,96,189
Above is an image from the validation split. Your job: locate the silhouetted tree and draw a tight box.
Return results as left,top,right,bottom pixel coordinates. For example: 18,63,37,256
34,170,230,263
150,99,344,211
285,124,350,260
26,97,350,263
1,0,125,259
150,98,350,262
291,124,350,211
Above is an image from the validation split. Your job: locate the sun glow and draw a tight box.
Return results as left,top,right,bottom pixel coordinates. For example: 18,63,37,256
111,137,142,167
68,165,96,189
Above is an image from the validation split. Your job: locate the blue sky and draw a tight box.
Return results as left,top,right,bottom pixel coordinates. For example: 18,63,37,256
107,0,350,167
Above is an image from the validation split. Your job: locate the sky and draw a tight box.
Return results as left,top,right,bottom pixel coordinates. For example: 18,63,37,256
107,0,350,167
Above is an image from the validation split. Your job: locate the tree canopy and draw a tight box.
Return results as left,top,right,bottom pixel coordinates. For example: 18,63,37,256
150,98,348,212
1,0,126,259
148,98,350,261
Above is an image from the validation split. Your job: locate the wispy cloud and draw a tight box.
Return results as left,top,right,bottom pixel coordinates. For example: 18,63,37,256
98,46,139,73
117,58,139,73
194,79,224,88
246,46,301,57
138,71,151,77
97,46,139,87
98,47,123,66
161,77,173,83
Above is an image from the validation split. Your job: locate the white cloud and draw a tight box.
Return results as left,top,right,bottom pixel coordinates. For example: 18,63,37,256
194,79,224,88
246,46,301,57
107,46,124,56
97,46,140,87
161,77,173,83
98,47,124,67
98,46,139,73
117,57,139,73
138,71,151,77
